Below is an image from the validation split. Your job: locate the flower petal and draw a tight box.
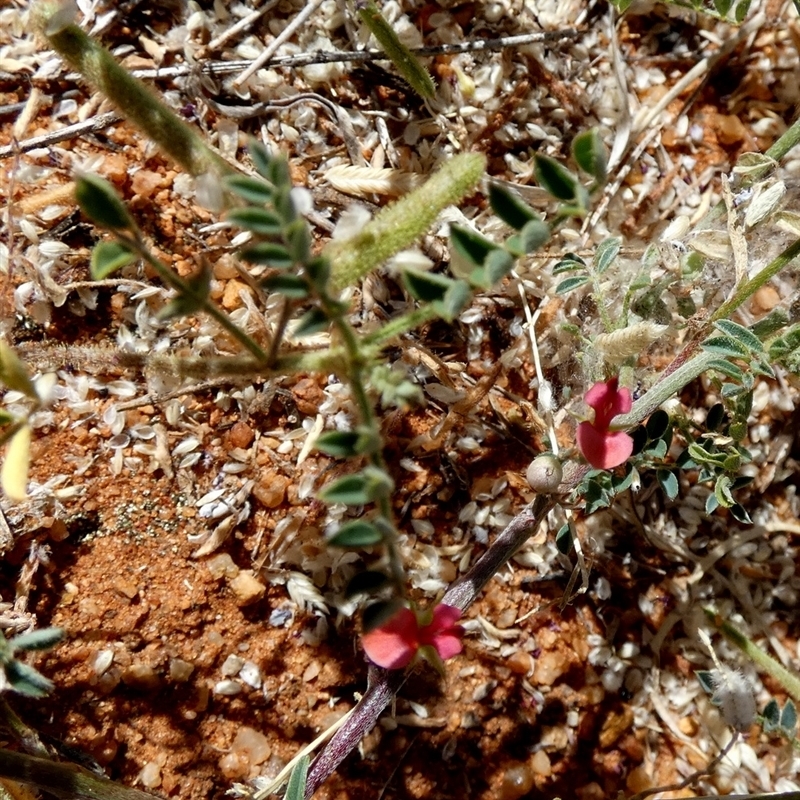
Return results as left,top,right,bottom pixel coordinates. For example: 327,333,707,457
429,603,462,630
361,607,419,669
429,629,464,660
421,604,464,661
584,377,632,428
577,422,634,470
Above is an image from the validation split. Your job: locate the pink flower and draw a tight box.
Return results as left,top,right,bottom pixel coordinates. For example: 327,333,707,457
361,603,464,670
576,376,634,470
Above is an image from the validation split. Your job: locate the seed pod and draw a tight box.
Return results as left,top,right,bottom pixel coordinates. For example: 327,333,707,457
526,454,562,494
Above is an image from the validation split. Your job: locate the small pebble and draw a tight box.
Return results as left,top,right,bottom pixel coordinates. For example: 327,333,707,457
530,750,551,777
500,763,534,800
139,761,161,789
229,571,266,606
122,663,161,690
207,553,239,580
221,654,245,677
214,679,242,696
228,421,254,449
231,726,271,766
169,658,194,682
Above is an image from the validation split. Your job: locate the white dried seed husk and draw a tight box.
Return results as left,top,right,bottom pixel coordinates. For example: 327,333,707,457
744,180,786,228
594,322,668,365
324,164,423,198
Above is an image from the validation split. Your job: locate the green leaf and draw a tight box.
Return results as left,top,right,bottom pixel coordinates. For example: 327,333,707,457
273,184,297,223
224,175,274,205
555,523,573,554
346,570,391,599
533,154,581,202
715,475,735,507
294,308,330,337
266,157,292,190
10,628,64,652
261,274,309,299
0,341,37,399
706,492,719,515
403,268,453,304
305,257,331,290
730,503,752,524
488,182,538,230
702,336,750,358
697,670,716,695
450,224,500,267
75,173,134,231
555,275,590,295
241,242,294,269
328,521,383,548
90,240,136,280
315,430,361,458
248,140,274,180
438,279,471,321
734,0,750,22
706,358,745,382
318,466,393,506
357,1,436,99
781,699,797,734
552,253,586,273
572,128,608,184
228,208,283,237
505,216,549,256
714,319,762,353
593,237,621,275
484,248,515,285
714,0,733,16
286,219,311,264
657,469,679,500
643,438,668,460
763,698,780,731
645,410,670,441
612,463,637,493
284,756,310,800
4,659,54,697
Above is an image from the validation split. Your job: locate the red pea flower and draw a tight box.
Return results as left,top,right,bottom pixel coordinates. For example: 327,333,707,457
576,376,634,470
361,603,464,670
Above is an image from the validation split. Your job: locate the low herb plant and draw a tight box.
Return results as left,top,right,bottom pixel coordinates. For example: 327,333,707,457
2,2,800,799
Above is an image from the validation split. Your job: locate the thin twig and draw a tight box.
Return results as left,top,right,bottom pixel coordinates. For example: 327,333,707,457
204,0,282,53
233,0,328,88
0,112,122,160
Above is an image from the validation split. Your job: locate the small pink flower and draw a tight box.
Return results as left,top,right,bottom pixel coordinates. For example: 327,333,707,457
361,603,464,670
576,376,634,470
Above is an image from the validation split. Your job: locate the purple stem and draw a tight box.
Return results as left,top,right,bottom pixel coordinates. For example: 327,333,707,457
304,493,555,797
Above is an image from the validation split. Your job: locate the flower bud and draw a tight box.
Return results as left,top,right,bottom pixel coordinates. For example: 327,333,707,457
526,454,562,493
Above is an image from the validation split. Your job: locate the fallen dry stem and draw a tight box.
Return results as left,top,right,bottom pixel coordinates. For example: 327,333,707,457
304,493,555,796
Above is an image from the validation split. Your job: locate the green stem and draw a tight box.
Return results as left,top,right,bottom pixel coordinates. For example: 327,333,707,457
0,747,155,800
122,233,269,364
613,350,722,429
706,608,800,705
362,306,439,348
710,236,800,324
35,7,230,180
